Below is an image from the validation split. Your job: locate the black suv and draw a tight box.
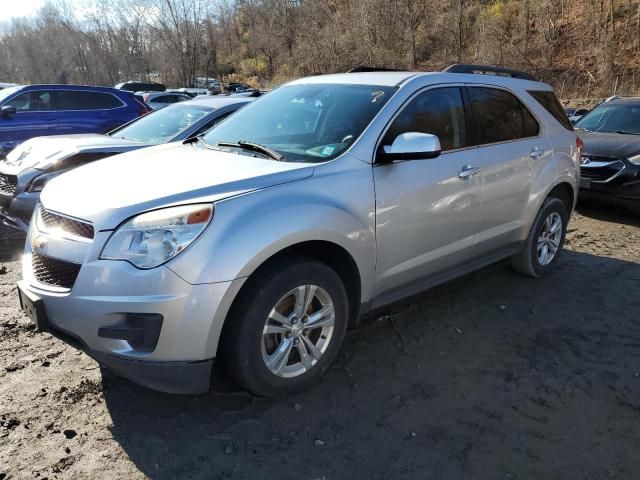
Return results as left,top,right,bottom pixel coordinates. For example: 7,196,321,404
115,81,166,93
575,97,640,208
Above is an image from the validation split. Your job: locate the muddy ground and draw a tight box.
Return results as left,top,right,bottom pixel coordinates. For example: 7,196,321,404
1,201,640,480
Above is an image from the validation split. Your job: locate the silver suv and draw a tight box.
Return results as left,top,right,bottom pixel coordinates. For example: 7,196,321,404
17,65,580,396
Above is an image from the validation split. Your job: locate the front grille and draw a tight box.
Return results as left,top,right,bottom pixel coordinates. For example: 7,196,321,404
39,207,94,240
580,158,625,182
0,173,17,195
31,253,81,289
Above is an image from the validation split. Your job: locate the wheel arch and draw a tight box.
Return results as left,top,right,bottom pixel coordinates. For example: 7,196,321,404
227,240,362,329
546,181,576,213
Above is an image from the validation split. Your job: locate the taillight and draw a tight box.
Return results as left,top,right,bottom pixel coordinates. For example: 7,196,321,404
576,136,583,164
134,98,150,116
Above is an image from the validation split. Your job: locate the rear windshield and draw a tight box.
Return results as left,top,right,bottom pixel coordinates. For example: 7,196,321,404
528,90,573,130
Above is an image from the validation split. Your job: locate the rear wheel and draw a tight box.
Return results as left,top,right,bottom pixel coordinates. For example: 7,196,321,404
511,196,568,277
222,257,348,397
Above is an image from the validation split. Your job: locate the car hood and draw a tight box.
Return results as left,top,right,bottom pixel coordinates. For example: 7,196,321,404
40,142,315,229
0,134,151,174
578,131,640,159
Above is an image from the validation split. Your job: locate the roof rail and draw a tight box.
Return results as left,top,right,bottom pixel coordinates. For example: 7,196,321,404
443,64,537,81
347,66,402,73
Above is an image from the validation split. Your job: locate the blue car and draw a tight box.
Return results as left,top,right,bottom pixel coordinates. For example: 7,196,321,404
0,84,148,156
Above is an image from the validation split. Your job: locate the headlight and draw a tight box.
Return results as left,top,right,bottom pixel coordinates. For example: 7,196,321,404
28,170,68,192
628,154,640,166
100,204,213,269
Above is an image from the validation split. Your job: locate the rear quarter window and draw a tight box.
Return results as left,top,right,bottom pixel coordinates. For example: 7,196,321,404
56,91,123,110
528,90,574,130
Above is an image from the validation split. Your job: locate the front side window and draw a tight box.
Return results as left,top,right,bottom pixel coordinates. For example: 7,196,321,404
470,87,540,144
204,83,397,162
5,90,54,111
382,87,468,151
574,103,640,135
110,104,212,144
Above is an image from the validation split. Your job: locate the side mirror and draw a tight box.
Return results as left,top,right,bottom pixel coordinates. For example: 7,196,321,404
0,105,16,118
379,132,442,162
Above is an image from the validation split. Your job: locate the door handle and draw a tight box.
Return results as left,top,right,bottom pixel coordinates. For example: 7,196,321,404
530,147,542,158
458,165,480,179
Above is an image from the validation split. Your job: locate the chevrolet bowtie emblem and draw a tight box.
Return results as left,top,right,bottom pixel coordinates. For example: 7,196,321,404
32,235,48,252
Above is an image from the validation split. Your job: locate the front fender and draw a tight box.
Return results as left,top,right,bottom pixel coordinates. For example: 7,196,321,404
167,154,376,303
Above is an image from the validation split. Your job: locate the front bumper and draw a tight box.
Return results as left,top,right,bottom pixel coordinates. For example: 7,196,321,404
579,157,640,205
19,294,213,394
20,220,246,394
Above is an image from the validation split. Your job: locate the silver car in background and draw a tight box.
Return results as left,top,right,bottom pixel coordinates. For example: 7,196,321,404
0,96,251,230
18,65,580,397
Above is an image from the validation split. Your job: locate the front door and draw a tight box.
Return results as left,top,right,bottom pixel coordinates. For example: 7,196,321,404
373,86,482,302
0,89,58,152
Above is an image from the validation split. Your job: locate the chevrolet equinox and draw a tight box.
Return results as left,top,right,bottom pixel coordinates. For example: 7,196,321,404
18,65,580,396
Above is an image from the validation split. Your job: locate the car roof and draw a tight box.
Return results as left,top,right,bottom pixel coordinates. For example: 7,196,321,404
17,84,128,94
187,96,254,108
286,71,552,90
605,97,640,105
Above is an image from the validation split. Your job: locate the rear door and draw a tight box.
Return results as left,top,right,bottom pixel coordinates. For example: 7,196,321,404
53,90,127,134
467,85,552,254
373,86,482,300
0,89,59,150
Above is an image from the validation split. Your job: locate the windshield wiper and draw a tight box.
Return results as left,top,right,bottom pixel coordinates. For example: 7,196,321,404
574,127,591,132
615,130,640,135
217,140,284,161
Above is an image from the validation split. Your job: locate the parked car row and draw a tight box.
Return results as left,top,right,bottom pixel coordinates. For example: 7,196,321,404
0,96,252,230
8,64,583,398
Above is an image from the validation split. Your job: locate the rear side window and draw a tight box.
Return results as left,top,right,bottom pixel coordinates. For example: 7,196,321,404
469,87,540,144
383,87,468,151
528,90,573,130
56,91,123,110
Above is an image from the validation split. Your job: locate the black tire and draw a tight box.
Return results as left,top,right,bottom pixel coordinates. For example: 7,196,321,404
221,256,349,397
511,196,569,277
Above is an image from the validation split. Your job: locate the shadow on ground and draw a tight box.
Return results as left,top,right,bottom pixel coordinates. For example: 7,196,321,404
576,198,640,228
0,227,25,262
102,248,640,480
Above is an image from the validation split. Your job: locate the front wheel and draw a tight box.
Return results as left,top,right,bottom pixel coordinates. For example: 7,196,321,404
221,257,348,397
511,196,569,277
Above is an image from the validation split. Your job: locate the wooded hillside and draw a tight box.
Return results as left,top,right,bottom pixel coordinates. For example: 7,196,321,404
1,0,639,99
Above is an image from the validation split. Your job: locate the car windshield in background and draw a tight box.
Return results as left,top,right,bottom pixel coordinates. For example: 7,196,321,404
204,83,397,162
110,104,212,143
575,103,640,134
0,85,22,104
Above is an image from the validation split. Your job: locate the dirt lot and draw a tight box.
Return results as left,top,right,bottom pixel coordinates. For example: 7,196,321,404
1,201,640,480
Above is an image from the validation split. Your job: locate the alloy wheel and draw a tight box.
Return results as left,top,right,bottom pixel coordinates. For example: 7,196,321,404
261,285,335,378
537,211,563,266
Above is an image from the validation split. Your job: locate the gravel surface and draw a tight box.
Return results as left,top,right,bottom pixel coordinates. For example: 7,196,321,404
1,201,640,480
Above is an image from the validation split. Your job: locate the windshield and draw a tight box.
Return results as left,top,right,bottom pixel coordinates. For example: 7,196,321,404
203,83,396,162
575,103,640,134
0,85,22,104
110,103,213,143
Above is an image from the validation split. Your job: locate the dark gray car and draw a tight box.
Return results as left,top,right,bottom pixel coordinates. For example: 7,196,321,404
0,96,251,230
575,97,640,207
